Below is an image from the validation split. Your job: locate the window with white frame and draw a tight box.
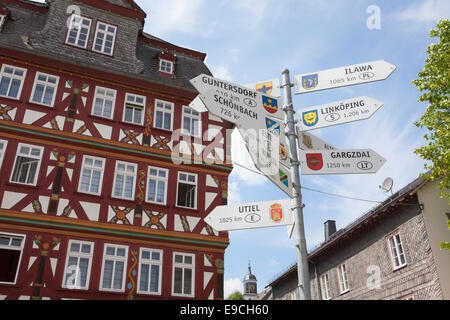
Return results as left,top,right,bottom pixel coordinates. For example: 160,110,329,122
146,167,168,205
388,232,407,270
10,143,43,186
112,161,137,200
320,273,331,300
92,22,117,56
172,252,195,297
92,86,116,119
182,106,201,137
159,59,173,74
123,93,145,125
78,155,105,195
0,233,25,284
65,14,92,49
0,64,27,100
62,240,94,290
337,263,349,294
176,172,197,209
0,140,7,168
153,100,173,131
138,248,162,295
100,244,128,292
30,72,59,107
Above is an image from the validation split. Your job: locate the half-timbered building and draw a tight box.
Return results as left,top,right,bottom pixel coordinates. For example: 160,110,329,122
0,0,231,300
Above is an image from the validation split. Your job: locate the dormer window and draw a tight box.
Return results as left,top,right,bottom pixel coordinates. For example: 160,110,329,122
158,51,175,76
93,22,117,56
66,14,92,49
159,59,173,74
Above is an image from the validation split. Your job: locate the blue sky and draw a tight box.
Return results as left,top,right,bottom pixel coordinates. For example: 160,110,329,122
35,0,449,297
138,0,450,297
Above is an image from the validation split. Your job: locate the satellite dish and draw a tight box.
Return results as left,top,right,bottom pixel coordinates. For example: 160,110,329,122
379,177,394,194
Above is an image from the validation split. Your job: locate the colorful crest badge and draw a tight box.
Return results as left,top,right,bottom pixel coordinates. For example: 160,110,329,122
270,203,283,222
279,169,289,187
256,82,273,95
302,110,319,127
279,143,287,161
302,74,318,90
306,153,323,171
265,118,280,136
262,95,278,115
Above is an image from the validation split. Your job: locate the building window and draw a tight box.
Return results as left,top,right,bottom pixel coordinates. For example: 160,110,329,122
159,59,173,74
112,161,137,200
0,15,6,31
10,143,43,186
0,64,27,100
138,248,162,295
320,273,331,300
337,263,350,294
182,106,201,137
146,167,168,205
172,252,195,297
62,240,94,290
0,139,7,168
123,93,145,126
0,233,25,284
66,14,92,49
30,72,59,107
78,155,105,196
388,232,407,270
153,100,173,131
92,86,116,119
176,172,197,209
100,244,128,292
92,22,117,56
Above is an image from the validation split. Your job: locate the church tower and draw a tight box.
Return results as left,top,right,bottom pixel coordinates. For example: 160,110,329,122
243,262,258,300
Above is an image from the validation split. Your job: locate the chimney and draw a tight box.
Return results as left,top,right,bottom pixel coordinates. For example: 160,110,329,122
324,220,337,241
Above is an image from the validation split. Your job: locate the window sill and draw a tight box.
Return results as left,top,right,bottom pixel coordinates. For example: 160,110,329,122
6,181,39,189
28,100,55,109
74,190,104,199
121,120,145,129
339,289,350,295
89,113,116,124
392,264,407,272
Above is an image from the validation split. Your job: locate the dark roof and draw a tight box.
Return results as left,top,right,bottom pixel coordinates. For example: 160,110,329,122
0,0,211,95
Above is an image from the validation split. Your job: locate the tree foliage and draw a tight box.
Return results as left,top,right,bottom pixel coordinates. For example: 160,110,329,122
412,19,450,202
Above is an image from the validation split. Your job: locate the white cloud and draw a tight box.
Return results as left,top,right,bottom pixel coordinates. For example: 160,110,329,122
210,65,233,82
224,278,243,299
393,0,450,23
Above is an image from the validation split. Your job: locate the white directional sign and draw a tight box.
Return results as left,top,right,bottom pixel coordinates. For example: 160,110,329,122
205,199,293,232
294,60,397,94
297,129,337,151
190,74,284,124
245,78,281,98
299,149,386,175
298,96,384,131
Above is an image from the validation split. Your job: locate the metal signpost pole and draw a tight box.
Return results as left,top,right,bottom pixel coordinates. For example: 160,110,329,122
281,69,311,300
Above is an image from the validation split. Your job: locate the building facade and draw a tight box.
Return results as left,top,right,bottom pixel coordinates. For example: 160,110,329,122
0,0,232,300
265,174,449,300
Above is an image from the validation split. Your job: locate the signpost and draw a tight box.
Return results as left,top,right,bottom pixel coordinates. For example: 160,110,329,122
205,199,293,232
294,60,397,94
298,96,384,131
299,149,387,175
189,59,396,301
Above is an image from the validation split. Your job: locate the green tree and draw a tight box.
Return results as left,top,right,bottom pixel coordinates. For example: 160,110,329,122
412,19,450,202
227,291,245,300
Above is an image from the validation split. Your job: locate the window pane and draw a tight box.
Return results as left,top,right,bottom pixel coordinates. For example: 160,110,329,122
124,107,133,122
114,174,124,197
9,79,21,98
32,84,44,103
183,268,192,295
150,265,159,292
43,86,55,105
157,181,165,203
102,260,113,289
174,267,183,294
147,179,156,202
0,77,10,96
139,264,149,292
113,261,124,289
